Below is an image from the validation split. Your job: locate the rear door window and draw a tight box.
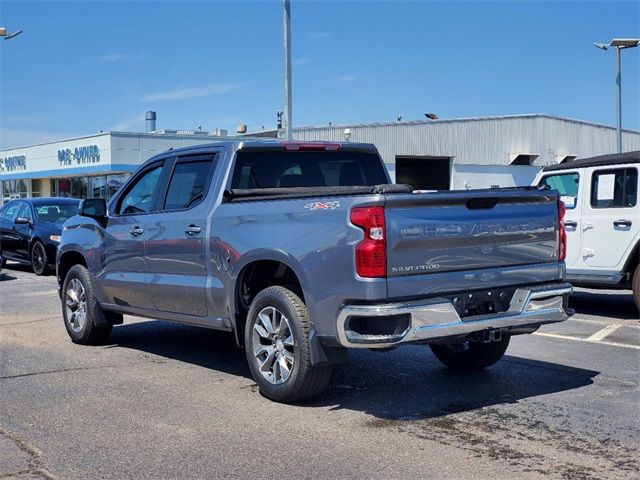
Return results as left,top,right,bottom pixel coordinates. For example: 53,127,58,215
231,151,388,189
163,156,216,211
590,168,637,209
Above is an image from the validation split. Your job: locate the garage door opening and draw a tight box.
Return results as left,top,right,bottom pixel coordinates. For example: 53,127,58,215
395,156,451,190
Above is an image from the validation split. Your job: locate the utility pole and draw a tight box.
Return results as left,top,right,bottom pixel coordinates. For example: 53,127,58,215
283,0,293,140
593,38,640,153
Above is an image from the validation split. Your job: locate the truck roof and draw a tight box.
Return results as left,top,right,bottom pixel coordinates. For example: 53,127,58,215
542,150,640,172
145,137,378,161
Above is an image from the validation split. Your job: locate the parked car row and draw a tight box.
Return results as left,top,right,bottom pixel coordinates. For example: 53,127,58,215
0,198,80,275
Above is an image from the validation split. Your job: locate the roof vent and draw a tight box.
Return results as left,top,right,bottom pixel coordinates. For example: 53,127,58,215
556,154,577,164
509,153,539,165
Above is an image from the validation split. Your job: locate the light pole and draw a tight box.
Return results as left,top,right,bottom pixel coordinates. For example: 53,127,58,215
0,27,23,40
283,0,292,140
593,38,640,153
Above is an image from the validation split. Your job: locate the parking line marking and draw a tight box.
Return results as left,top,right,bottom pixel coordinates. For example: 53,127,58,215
533,331,640,350
587,324,621,342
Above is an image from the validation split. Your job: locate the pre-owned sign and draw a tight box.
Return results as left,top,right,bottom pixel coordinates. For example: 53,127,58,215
0,155,27,172
58,145,100,165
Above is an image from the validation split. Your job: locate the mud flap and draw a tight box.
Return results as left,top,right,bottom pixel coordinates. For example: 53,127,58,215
309,330,347,366
92,300,123,326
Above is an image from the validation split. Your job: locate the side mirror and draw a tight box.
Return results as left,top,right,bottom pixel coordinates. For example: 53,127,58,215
79,198,107,219
14,217,31,225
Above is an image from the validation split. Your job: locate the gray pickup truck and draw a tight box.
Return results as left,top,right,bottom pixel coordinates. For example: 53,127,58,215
57,139,572,402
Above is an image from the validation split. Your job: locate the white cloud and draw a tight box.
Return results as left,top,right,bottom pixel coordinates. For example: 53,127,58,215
337,75,357,82
109,114,144,132
293,57,310,66
142,83,237,102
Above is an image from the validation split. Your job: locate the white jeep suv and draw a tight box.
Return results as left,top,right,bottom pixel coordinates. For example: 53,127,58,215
533,151,639,309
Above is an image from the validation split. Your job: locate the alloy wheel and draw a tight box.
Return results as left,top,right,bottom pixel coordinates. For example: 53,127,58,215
65,278,87,333
32,244,45,274
251,306,295,385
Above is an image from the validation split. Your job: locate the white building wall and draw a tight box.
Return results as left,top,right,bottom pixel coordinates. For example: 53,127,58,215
289,114,640,189
451,164,541,190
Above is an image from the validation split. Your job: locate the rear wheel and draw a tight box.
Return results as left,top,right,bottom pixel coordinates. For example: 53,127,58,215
430,335,510,371
31,241,49,276
633,264,640,310
245,286,332,403
62,265,112,344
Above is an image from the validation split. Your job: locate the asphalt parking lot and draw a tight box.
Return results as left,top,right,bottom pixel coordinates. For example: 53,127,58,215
1,262,638,480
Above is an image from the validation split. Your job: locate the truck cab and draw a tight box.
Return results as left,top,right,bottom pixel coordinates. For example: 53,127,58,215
532,151,640,308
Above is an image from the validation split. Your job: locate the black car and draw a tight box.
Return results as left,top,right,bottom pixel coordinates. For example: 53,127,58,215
0,198,80,275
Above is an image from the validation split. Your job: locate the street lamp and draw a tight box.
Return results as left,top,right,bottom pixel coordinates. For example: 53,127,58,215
283,0,292,140
0,27,23,40
593,38,640,153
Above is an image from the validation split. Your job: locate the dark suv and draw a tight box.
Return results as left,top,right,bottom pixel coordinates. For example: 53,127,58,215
0,198,80,275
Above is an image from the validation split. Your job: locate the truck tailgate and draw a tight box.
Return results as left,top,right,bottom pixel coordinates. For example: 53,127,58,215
384,190,559,295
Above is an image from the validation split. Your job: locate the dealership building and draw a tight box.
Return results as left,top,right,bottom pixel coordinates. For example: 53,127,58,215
0,128,226,204
2,113,640,204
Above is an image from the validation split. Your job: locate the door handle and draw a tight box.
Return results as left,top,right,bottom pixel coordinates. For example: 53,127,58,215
582,248,595,258
129,226,145,237
582,222,594,232
613,219,632,228
563,220,578,228
184,225,202,236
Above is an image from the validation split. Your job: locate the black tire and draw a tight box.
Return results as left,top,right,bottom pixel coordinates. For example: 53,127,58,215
244,286,332,403
633,264,640,311
430,335,510,371
61,264,112,345
31,241,49,276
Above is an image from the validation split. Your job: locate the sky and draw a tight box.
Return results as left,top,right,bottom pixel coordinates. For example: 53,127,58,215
0,0,639,149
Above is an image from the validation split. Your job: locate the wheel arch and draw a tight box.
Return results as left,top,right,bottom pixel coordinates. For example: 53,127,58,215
231,252,309,347
57,249,89,291
622,238,640,280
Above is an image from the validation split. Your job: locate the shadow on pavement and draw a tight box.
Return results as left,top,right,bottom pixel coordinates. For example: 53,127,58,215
570,289,638,320
109,321,599,419
109,320,252,380
307,348,599,420
2,262,34,274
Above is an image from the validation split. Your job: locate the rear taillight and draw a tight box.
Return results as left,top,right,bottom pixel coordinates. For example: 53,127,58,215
557,200,567,261
350,206,386,278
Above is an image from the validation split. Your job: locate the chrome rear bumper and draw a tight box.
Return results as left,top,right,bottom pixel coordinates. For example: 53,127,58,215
336,283,573,348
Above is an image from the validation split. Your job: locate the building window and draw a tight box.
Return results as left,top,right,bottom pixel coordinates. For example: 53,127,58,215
106,174,125,199
31,179,42,198
50,174,126,201
91,176,107,199
70,177,89,198
2,179,29,201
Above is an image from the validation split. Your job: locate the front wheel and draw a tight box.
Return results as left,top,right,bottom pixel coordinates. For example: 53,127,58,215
245,286,332,403
31,241,50,276
430,335,510,371
633,264,640,311
62,265,112,345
